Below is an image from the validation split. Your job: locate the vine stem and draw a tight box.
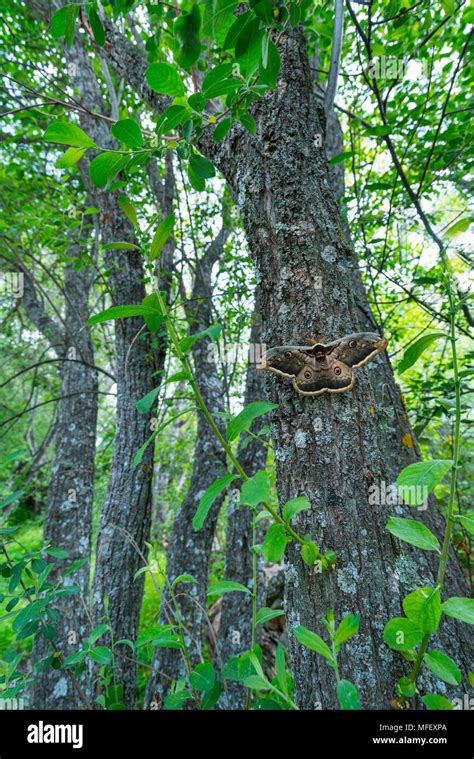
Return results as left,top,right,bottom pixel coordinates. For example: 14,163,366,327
153,286,307,547
408,252,462,685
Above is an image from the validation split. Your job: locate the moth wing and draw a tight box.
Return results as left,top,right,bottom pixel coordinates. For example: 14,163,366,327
293,357,355,396
326,332,387,368
264,346,313,378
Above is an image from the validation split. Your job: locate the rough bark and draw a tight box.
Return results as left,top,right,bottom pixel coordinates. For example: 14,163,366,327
20,242,98,709
145,228,229,708
217,312,268,709
24,2,157,706
204,28,472,708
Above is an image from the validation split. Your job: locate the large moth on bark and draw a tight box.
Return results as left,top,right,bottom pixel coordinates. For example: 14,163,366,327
264,332,388,396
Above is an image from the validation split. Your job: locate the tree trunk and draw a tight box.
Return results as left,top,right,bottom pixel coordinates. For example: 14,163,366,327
217,312,268,709
145,229,229,708
205,27,471,708
21,242,99,709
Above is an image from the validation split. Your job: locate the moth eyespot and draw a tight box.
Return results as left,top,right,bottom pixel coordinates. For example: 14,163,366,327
303,370,312,380
349,340,356,348
334,366,342,376
285,351,293,358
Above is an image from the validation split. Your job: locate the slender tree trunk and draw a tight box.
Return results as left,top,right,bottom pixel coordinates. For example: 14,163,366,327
217,312,268,709
20,243,98,709
145,229,229,708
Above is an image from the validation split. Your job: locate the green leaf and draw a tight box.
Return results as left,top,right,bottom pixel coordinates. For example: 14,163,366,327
293,626,335,664
444,216,471,239
180,323,222,353
441,597,474,624
239,113,256,135
259,39,281,88
88,646,113,664
174,5,201,69
397,677,417,697
202,63,241,99
189,153,215,179
171,574,198,589
111,119,143,148
118,196,138,227
457,511,474,535
213,118,233,142
202,0,239,45
88,6,105,46
56,146,88,168
88,624,110,646
383,617,424,651
243,674,270,690
88,304,160,326
396,460,453,506
424,650,462,685
385,516,440,552
337,680,361,710
328,150,354,165
156,105,190,135
301,540,319,566
239,470,270,507
0,490,24,509
44,121,97,149
334,614,360,645
282,496,310,523
190,662,215,692
397,332,446,374
193,474,236,530
45,546,70,558
136,387,161,414
235,17,264,77
146,62,186,96
402,587,441,634
227,401,277,442
150,214,175,260
365,124,393,137
207,580,251,597
50,4,79,47
89,152,129,189
141,292,163,334
261,523,286,563
255,607,285,625
101,242,140,251
421,694,453,710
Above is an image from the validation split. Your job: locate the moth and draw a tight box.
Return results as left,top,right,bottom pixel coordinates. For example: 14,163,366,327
263,332,388,396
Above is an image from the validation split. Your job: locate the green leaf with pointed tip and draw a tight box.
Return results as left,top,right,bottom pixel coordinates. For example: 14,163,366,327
88,304,160,326
421,694,453,710
402,587,441,633
385,516,440,552
240,470,270,507
334,614,360,645
282,496,310,523
89,152,129,189
227,401,277,442
398,333,446,374
50,4,80,47
424,650,462,685
111,119,143,148
261,523,286,563
255,607,285,626
207,580,251,597
146,62,186,96
150,214,175,260
190,662,215,692
396,459,453,506
193,474,236,530
441,597,474,624
293,625,335,664
44,121,97,149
